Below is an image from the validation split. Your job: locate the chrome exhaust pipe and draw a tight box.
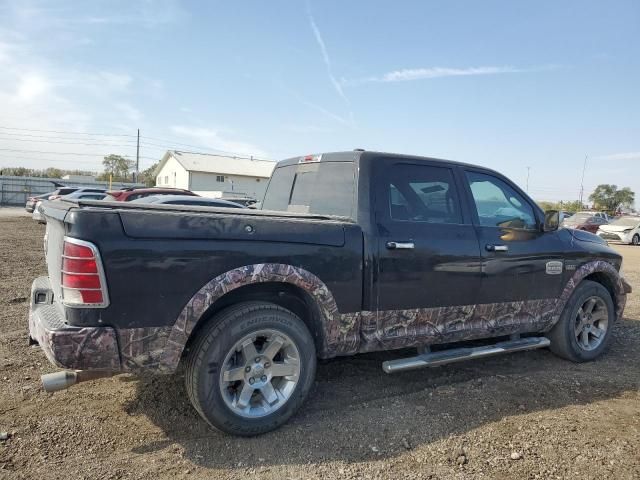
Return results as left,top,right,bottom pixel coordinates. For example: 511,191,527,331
41,371,78,392
41,370,115,392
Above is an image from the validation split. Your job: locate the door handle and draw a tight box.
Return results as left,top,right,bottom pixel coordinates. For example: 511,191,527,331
386,241,415,250
486,244,508,252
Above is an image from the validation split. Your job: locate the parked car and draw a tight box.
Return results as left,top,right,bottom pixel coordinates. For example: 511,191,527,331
561,212,608,233
50,187,106,200
29,150,631,436
104,187,198,202
220,197,257,207
130,194,245,208
46,187,80,200
25,192,54,213
597,216,640,245
558,211,573,223
579,211,610,222
61,190,107,201
31,201,46,224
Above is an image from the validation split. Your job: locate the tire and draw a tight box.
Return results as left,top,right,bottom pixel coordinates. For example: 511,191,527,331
185,301,316,436
632,234,640,246
546,280,615,362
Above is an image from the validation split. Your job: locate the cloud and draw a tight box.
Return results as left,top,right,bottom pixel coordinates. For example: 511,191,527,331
596,152,640,161
170,126,268,158
297,97,352,127
306,3,354,124
15,74,50,101
344,65,548,85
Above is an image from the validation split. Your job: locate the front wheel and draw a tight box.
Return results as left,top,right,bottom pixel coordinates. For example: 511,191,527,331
185,302,316,436
632,234,640,246
546,280,615,362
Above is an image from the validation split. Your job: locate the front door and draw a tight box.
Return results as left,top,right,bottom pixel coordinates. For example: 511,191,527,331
372,159,482,346
461,169,567,309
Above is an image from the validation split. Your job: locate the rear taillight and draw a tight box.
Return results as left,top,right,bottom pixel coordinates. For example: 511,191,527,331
61,237,109,307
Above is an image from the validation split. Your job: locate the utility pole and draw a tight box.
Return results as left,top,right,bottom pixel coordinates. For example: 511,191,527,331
526,166,530,193
135,128,140,183
579,154,588,207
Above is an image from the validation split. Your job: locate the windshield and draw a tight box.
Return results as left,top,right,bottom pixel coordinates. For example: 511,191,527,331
610,217,640,227
261,161,356,218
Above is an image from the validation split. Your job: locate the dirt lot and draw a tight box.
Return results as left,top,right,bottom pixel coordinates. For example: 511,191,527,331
1,212,639,480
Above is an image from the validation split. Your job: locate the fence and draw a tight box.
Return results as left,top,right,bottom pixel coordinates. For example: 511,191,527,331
0,176,144,206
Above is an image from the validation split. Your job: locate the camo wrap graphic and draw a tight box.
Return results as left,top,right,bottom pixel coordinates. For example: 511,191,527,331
555,260,627,322
357,298,559,352
117,327,174,371
28,307,120,371
159,264,359,372
28,260,628,374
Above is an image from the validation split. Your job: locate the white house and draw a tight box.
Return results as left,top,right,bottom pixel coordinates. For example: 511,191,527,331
154,150,276,200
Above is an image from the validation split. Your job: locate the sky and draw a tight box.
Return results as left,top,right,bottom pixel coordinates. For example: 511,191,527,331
0,0,638,205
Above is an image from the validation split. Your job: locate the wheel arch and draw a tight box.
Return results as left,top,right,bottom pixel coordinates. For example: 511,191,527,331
158,263,357,372
555,260,627,327
182,282,328,361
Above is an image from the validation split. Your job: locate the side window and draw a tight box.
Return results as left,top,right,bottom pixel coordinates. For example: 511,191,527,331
386,164,462,224
465,171,537,229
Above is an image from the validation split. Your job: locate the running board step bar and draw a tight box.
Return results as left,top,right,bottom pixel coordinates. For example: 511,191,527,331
382,336,550,374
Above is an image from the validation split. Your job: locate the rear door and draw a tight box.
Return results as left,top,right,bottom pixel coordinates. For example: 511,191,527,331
374,158,482,315
461,169,566,304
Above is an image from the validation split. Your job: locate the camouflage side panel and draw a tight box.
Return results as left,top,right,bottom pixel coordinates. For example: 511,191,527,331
28,305,121,371
357,298,559,353
554,260,627,323
159,263,360,372
117,326,173,371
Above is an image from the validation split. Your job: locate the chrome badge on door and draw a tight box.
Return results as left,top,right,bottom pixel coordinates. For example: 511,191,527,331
546,261,563,275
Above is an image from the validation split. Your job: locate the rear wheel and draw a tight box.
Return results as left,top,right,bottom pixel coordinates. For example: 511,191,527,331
185,302,316,436
547,280,615,362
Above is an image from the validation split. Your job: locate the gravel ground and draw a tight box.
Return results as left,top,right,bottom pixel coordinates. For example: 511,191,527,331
0,215,639,480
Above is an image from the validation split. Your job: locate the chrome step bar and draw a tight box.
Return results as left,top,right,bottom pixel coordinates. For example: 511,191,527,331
382,336,550,374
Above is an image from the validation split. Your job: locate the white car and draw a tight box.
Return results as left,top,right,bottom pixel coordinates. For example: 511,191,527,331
32,200,46,224
597,216,640,245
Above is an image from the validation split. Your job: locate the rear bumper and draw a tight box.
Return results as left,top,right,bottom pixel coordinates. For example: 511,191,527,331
28,276,121,371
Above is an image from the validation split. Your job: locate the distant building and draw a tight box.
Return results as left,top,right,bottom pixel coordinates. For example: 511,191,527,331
154,150,275,200
62,174,97,183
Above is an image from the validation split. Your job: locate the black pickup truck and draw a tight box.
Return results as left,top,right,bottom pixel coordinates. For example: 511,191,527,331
29,150,631,435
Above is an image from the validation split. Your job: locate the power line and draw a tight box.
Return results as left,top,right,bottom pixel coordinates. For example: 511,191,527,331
0,147,157,161
0,125,136,138
0,134,139,148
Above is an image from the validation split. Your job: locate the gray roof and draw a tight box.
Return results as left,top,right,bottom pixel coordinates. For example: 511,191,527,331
157,150,276,178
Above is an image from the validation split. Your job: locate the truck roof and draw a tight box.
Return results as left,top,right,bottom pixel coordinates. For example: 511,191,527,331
275,150,502,175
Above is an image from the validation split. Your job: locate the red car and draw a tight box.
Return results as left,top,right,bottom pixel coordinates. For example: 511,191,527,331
104,187,198,202
561,212,608,233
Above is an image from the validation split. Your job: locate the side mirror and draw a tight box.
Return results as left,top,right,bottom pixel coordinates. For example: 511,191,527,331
543,210,560,232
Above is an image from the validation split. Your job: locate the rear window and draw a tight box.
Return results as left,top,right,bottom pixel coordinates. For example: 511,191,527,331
261,161,356,218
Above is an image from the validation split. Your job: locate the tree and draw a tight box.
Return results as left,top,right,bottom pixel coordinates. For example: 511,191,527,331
139,162,159,187
98,154,135,182
536,200,584,213
589,184,635,213
561,200,585,213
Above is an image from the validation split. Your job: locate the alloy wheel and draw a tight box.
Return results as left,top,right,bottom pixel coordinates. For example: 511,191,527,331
219,329,301,418
574,296,608,351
